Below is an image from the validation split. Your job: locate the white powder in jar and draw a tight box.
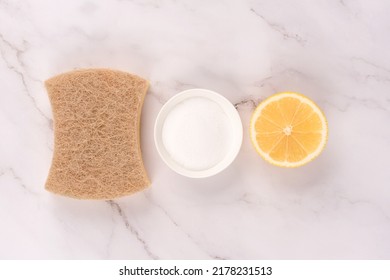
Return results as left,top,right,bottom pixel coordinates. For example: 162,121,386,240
162,97,232,171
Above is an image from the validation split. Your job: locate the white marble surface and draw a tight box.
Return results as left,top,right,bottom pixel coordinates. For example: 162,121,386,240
1,0,390,259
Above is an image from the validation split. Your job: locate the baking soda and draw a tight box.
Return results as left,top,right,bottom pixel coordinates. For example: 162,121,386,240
162,97,232,171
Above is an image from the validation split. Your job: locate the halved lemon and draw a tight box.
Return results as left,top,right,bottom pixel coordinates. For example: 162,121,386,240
250,92,328,167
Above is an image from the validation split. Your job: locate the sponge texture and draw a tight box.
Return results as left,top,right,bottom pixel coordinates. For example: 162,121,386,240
45,69,150,199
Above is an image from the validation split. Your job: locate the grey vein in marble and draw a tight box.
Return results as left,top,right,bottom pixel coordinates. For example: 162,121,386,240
107,200,159,260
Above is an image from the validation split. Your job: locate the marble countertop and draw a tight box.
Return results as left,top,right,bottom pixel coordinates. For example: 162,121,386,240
1,0,390,259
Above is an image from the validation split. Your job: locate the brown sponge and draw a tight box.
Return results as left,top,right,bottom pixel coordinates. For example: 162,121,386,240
45,69,150,199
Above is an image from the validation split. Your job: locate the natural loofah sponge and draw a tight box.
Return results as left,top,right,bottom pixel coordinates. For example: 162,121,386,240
45,69,150,199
